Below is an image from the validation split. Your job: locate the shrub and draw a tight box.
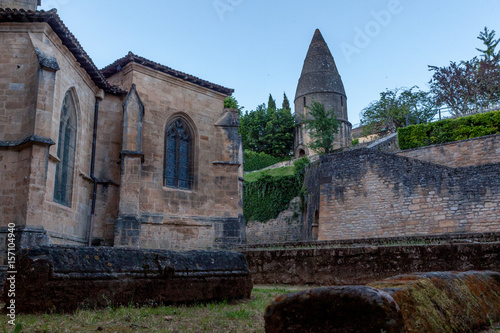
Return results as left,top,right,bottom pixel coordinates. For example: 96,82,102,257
244,150,290,172
398,110,500,150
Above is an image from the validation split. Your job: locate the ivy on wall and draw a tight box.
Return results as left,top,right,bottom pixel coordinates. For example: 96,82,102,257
398,110,500,150
244,157,309,223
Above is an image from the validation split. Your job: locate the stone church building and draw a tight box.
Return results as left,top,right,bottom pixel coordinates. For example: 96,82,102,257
0,0,245,258
294,29,352,157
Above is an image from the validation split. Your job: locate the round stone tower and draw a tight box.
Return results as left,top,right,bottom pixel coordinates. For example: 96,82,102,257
294,29,352,157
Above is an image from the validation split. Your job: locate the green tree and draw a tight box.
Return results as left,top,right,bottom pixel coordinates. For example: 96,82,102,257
239,93,295,157
267,94,277,113
264,106,295,157
476,27,500,60
360,86,436,135
282,92,290,110
223,96,243,111
429,27,500,115
239,104,267,152
301,101,340,155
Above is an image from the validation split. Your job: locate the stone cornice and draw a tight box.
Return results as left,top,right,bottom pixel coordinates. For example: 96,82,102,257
0,135,55,149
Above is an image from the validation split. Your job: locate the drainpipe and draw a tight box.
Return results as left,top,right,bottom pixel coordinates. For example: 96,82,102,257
88,90,103,246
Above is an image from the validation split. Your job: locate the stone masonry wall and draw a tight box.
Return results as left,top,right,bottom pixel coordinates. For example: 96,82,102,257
92,94,123,245
0,23,104,247
244,242,500,286
246,197,302,244
304,149,500,241
0,24,39,142
396,133,500,168
108,63,243,250
36,24,100,246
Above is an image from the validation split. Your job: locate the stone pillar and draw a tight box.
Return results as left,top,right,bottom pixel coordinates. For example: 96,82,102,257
114,85,144,248
213,108,245,248
9,42,59,259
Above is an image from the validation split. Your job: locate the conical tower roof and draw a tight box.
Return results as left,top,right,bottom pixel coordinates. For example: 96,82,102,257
295,29,346,100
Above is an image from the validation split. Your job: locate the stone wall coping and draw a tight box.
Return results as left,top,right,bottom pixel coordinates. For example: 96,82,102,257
237,231,500,251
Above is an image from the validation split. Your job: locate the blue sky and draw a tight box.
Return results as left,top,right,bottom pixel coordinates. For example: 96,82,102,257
40,0,500,127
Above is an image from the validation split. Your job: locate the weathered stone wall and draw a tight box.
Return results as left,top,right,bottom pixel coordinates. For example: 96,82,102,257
108,63,244,250
0,18,245,252
246,197,302,244
244,242,500,285
34,24,100,246
397,133,500,167
0,26,39,142
304,149,500,241
5,246,253,313
0,22,106,252
92,94,123,245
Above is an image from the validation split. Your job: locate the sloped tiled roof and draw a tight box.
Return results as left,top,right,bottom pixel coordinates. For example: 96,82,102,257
101,52,234,96
0,7,126,94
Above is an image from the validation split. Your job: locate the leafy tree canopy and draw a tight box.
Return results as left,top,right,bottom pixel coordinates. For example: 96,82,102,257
360,86,436,135
300,101,340,155
429,27,500,115
239,94,295,157
224,96,244,111
282,92,291,111
476,27,500,60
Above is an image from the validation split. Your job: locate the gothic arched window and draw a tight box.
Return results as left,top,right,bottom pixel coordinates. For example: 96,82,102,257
164,118,194,189
54,91,77,206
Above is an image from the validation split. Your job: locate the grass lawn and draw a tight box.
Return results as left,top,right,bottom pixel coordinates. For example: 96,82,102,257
0,285,305,333
243,166,294,182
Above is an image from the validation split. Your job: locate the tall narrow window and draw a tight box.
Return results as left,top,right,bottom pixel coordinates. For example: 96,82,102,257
54,91,77,206
164,118,194,189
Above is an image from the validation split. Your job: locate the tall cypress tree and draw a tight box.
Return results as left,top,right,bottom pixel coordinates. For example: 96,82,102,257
267,94,277,113
282,92,290,110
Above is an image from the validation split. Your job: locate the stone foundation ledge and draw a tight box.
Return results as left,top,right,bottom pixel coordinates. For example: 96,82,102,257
2,246,253,313
264,271,500,333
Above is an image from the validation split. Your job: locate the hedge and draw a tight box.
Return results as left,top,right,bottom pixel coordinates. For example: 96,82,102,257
243,157,309,223
244,150,286,172
398,110,500,150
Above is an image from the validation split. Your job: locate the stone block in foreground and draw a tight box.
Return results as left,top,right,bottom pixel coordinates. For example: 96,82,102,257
264,286,407,333
3,246,253,313
264,271,500,333
369,271,500,332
